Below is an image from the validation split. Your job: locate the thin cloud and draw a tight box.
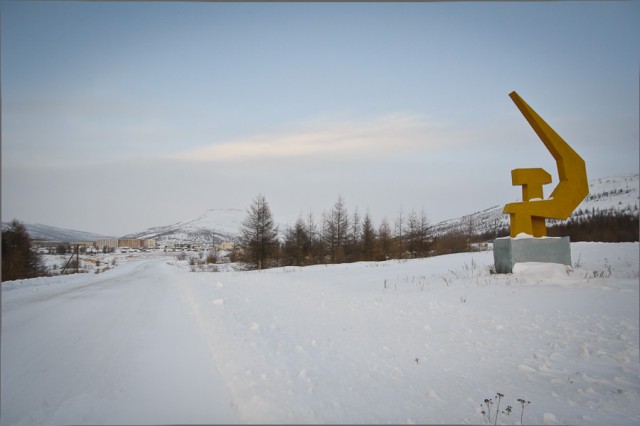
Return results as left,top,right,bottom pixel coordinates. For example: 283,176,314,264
172,113,453,163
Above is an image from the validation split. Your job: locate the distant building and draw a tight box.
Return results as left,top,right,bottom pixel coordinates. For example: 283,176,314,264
31,240,64,249
96,239,119,250
94,238,156,250
216,241,235,251
142,239,156,249
118,239,141,249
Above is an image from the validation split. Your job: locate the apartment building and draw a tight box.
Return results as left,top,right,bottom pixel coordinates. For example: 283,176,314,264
94,238,156,250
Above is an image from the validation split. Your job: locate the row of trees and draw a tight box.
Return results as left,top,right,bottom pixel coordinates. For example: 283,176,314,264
282,197,433,266
548,211,639,242
237,194,454,270
236,194,640,270
5,196,634,280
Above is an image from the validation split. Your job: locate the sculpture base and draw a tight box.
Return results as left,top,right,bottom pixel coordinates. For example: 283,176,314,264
493,235,571,274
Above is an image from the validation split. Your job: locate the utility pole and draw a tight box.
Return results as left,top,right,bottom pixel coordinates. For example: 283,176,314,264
61,243,81,275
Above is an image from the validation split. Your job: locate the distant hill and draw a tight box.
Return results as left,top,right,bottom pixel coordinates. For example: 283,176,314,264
122,208,244,247
2,209,246,247
432,172,639,238
0,221,112,242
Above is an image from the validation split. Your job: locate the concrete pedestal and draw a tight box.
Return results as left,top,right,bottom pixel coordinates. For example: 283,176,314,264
493,236,571,274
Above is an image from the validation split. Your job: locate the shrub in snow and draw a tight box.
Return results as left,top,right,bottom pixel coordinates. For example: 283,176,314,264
517,398,531,424
481,393,530,425
176,251,187,261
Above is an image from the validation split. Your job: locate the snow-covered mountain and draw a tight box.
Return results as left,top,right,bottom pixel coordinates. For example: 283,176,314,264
123,208,245,246
0,221,112,242
432,172,639,237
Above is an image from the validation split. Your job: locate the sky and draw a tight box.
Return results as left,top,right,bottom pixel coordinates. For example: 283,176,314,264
2,1,639,237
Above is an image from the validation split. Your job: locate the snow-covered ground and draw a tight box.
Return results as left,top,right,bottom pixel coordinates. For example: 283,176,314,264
39,249,167,275
1,257,237,425
2,242,638,425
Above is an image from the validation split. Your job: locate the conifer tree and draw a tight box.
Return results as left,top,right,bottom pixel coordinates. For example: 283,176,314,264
348,206,362,262
406,209,420,258
377,217,392,261
418,208,431,255
361,210,376,261
323,196,349,263
239,194,279,270
284,215,311,266
305,210,322,264
2,219,46,281
394,207,407,256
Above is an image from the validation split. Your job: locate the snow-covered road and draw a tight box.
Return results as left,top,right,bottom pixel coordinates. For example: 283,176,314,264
1,259,238,425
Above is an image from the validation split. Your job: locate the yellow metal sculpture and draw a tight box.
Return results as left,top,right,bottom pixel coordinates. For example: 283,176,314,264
504,91,589,238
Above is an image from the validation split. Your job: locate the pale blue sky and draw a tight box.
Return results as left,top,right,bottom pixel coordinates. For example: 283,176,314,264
2,1,638,236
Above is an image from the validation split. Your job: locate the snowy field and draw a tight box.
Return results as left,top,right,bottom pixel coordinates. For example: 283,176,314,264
2,242,638,425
